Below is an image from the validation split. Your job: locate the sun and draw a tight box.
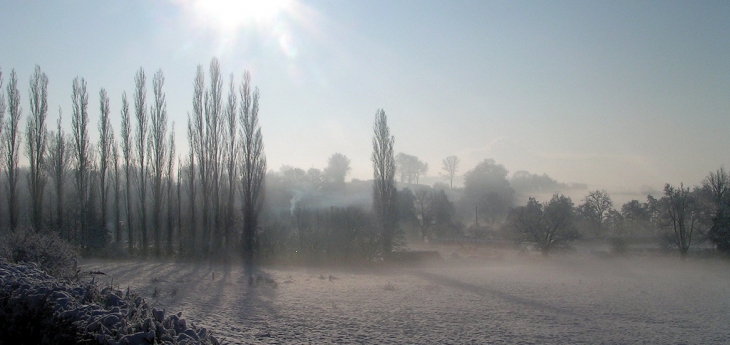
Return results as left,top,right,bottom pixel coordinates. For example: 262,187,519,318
190,0,290,31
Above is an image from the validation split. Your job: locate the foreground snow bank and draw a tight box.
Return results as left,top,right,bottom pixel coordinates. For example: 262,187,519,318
0,261,220,344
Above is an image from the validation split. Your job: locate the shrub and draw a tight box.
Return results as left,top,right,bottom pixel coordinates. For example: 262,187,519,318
0,228,79,279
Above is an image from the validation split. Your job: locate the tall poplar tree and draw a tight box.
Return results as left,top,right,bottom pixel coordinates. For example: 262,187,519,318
134,68,149,256
372,109,398,258
26,65,49,231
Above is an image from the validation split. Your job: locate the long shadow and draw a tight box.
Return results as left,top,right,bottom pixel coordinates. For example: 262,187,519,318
181,262,280,343
87,260,169,282
410,270,577,317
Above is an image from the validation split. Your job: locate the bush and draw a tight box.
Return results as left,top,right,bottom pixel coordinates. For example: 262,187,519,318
0,229,79,279
0,262,220,345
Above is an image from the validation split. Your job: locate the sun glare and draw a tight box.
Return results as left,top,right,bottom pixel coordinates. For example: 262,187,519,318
192,0,289,31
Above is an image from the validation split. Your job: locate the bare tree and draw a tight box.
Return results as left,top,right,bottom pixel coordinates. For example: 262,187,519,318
191,65,208,257
0,70,3,230
120,92,134,254
578,190,614,236
26,65,49,231
149,69,167,258
5,69,22,232
134,68,149,256
703,167,730,252
508,194,578,255
662,183,703,258
441,155,459,189
224,73,238,253
70,79,93,239
71,77,90,241
176,157,183,255
240,75,266,276
414,189,433,241
395,153,426,184
45,108,70,236
206,58,223,256
372,109,397,258
98,88,112,232
416,161,428,184
185,118,197,257
165,124,175,256
112,134,121,243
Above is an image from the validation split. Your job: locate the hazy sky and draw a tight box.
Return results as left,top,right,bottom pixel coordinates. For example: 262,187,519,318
1,0,728,195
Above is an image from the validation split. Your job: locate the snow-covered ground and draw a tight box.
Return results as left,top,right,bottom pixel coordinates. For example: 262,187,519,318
83,250,730,344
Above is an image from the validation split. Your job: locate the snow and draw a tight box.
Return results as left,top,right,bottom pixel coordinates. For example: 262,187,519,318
83,252,730,344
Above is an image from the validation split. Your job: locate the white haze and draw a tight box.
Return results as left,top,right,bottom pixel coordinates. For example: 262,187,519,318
84,247,730,344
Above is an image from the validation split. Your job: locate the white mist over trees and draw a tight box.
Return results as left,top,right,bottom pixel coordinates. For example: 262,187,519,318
440,155,459,189
395,152,427,185
1,59,730,262
463,159,515,226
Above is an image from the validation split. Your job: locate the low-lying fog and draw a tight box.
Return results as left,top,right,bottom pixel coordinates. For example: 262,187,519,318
84,246,730,344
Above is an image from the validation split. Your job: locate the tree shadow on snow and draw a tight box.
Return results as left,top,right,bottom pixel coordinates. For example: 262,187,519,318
410,270,577,317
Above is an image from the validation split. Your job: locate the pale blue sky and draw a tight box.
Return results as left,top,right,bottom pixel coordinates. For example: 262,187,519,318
1,0,728,197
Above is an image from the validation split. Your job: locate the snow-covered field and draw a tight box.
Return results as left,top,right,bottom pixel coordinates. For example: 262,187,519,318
83,251,730,344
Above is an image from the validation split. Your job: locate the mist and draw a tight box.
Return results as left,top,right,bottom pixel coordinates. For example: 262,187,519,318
2,1,730,343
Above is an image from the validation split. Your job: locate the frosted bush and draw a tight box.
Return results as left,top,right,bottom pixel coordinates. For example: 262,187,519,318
0,228,79,279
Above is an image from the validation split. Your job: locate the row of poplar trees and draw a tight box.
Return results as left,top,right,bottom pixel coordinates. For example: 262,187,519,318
0,58,266,263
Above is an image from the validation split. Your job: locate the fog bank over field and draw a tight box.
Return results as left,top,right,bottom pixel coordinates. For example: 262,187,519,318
84,249,730,344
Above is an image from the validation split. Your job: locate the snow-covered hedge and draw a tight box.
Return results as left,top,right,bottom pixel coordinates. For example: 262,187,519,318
0,262,220,344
